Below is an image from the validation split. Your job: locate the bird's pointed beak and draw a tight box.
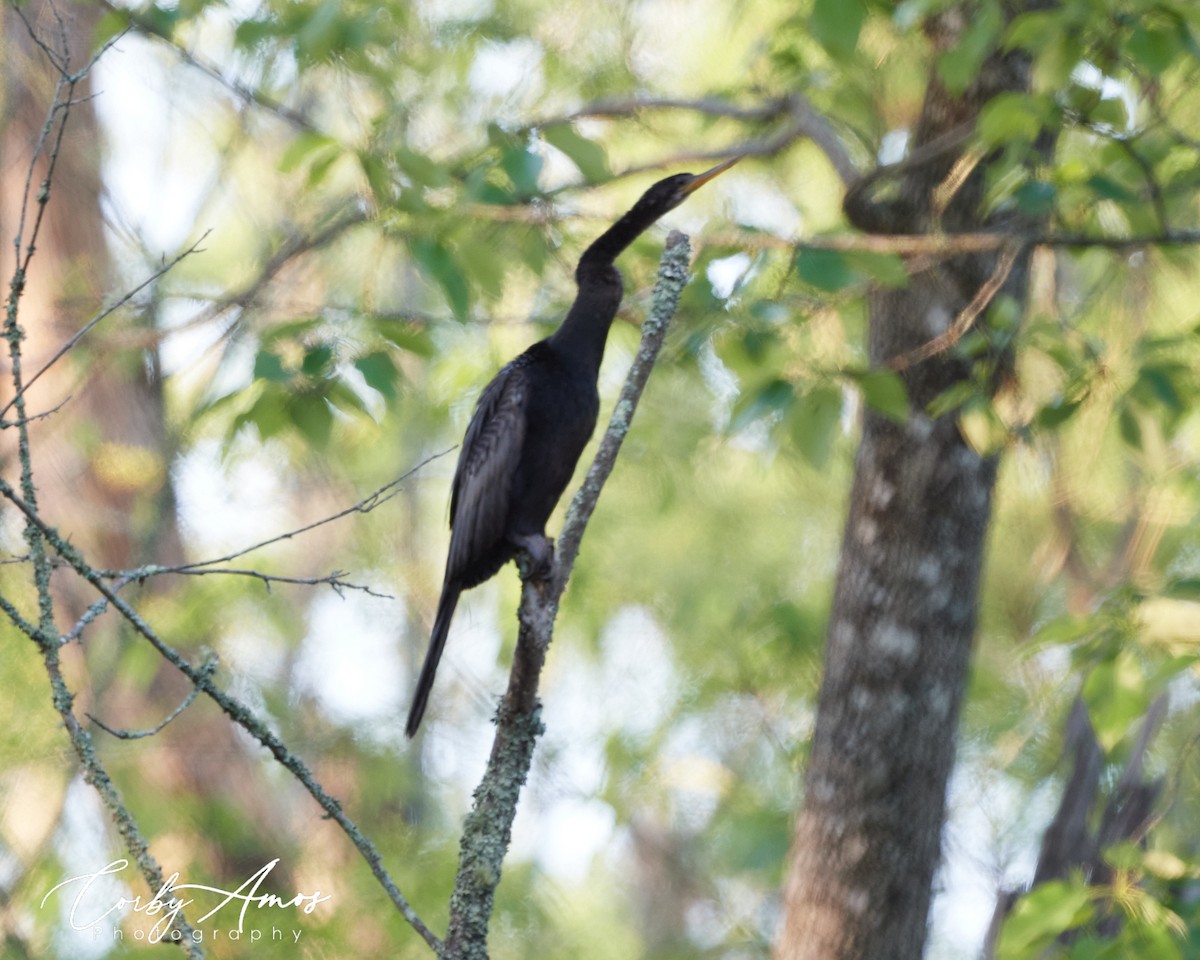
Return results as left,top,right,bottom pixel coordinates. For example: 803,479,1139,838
682,155,742,195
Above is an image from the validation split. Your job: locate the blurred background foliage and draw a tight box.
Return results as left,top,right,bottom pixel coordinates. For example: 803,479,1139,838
3,0,1200,957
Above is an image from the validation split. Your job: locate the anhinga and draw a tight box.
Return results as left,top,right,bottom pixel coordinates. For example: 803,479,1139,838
406,156,739,737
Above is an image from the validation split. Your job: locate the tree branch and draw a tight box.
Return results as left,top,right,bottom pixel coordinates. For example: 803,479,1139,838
88,655,219,739
441,231,693,958
0,471,440,950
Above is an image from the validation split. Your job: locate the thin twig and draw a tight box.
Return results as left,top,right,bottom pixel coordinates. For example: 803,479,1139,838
537,94,860,187
96,0,320,133
0,472,440,951
89,655,219,739
166,566,394,598
170,448,452,573
886,243,1023,371
54,461,445,645
0,232,211,420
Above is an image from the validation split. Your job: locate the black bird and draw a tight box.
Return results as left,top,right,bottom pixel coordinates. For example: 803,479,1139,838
406,156,739,737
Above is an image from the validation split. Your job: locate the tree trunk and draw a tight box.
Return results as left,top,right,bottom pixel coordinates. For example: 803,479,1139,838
775,11,1043,959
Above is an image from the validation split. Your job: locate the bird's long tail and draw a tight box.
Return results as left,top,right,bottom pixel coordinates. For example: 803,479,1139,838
406,583,460,737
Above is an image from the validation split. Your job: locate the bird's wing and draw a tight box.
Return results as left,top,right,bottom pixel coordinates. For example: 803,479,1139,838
446,358,528,578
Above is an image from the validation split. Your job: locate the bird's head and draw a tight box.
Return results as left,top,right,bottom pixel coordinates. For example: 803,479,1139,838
633,156,742,219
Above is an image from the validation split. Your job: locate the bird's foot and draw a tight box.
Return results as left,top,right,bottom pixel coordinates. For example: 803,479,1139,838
512,533,554,582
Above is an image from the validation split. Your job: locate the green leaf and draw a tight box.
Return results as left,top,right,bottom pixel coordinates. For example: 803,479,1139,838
395,148,450,188
810,0,865,60
1082,650,1149,752
234,18,281,50
375,319,434,357
458,235,508,302
1164,578,1200,601
354,352,399,400
1087,174,1139,203
411,238,471,320
795,247,857,291
301,344,334,377
543,125,611,182
789,385,843,469
1014,180,1056,216
1090,97,1128,130
847,251,909,288
325,380,370,417
852,369,908,423
1129,25,1181,76
1118,403,1143,449
359,152,393,206
296,0,343,62
245,390,288,439
288,393,333,447
253,351,290,383
280,132,339,173
937,2,1001,93
501,147,543,197
94,8,132,47
958,399,1008,455
927,380,979,419
1132,363,1187,413
730,379,794,433
1034,397,1081,429
979,92,1047,147
1004,10,1063,52
997,880,1095,960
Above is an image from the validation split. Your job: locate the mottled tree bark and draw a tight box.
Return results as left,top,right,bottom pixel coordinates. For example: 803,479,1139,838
775,11,1045,959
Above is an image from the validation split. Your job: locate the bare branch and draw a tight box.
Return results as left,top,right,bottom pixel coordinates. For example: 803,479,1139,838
0,232,211,420
886,242,1022,371
0,472,440,951
166,210,369,338
171,447,452,573
167,566,394,599
89,655,219,739
537,94,793,125
537,94,860,187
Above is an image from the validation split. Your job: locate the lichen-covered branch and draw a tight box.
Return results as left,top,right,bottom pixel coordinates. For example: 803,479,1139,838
441,231,693,959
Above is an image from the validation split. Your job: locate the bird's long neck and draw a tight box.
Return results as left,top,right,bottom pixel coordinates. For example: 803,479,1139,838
547,201,662,376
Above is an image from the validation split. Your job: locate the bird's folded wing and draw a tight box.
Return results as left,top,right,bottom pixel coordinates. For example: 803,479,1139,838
447,359,528,576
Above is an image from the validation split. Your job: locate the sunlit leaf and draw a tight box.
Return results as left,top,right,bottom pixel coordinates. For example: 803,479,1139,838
288,392,333,447
937,2,1000,93
1129,25,1181,76
354,352,399,399
997,880,1094,960
849,369,908,423
501,148,543,197
810,0,865,60
280,132,339,173
979,92,1048,146
543,125,611,182
730,378,794,433
1082,650,1149,752
789,385,843,469
411,238,471,320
